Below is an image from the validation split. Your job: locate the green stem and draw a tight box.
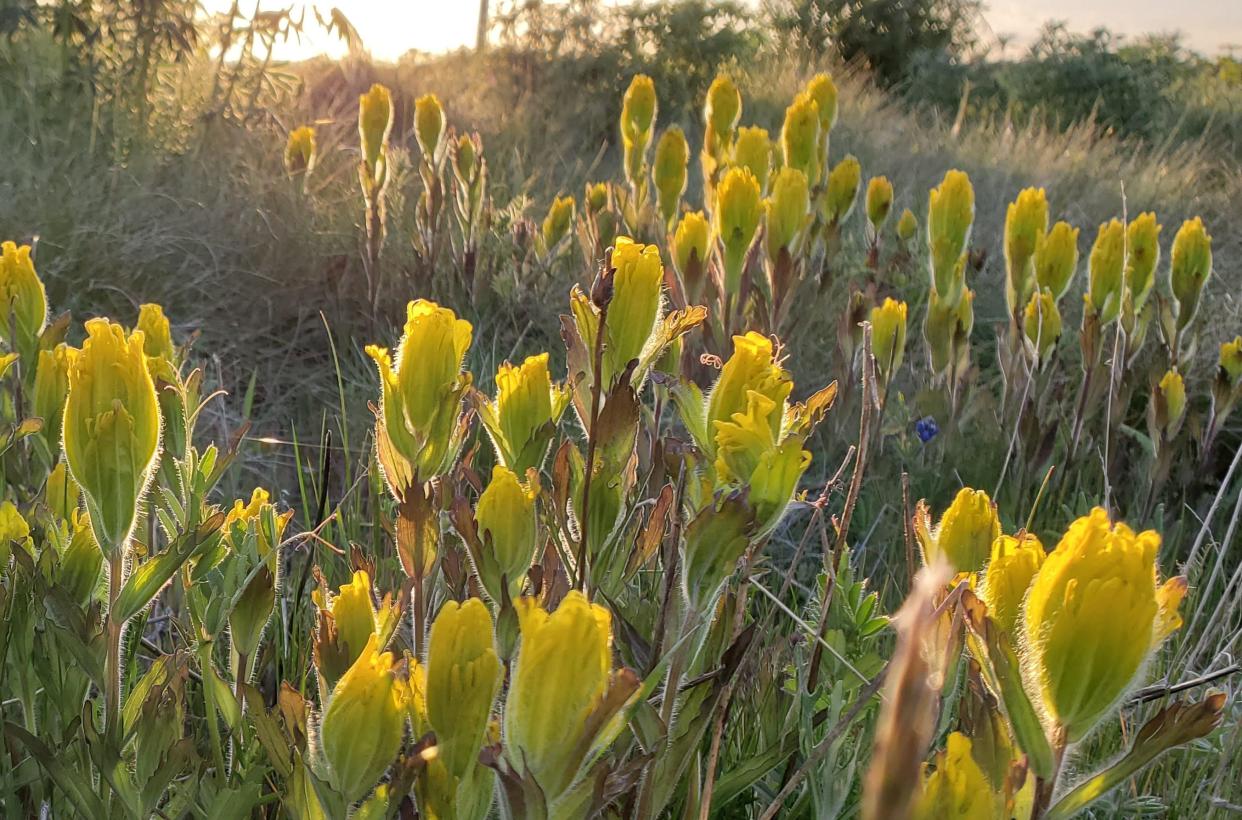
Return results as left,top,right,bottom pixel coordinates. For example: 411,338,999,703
105,551,124,742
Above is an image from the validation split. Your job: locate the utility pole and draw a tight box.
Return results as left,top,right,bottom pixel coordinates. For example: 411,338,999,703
477,0,489,52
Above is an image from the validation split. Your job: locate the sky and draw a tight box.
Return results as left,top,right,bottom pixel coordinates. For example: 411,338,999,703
204,0,1242,63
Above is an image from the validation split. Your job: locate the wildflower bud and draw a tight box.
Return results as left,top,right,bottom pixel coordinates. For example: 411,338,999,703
1023,289,1062,364
473,466,539,602
764,167,810,264
415,93,445,160
314,570,379,678
1125,213,1162,311
0,241,49,360
805,72,839,135
1024,508,1185,741
896,208,918,243
673,211,710,305
1003,188,1048,314
601,238,664,387
1150,367,1187,441
621,75,657,185
284,126,317,176
915,487,1000,573
46,460,81,521
924,287,974,378
504,592,637,803
733,126,772,192
870,298,908,383
136,304,175,365
866,176,894,230
359,84,394,171
479,353,569,477
704,74,742,146
1170,217,1212,331
453,133,477,179
927,171,975,307
585,182,609,214
320,634,408,803
713,167,762,296
915,733,999,819
780,92,820,187
980,533,1045,634
541,195,576,253
33,342,76,451
1220,336,1242,386
366,300,472,491
63,319,161,556
823,155,861,225
653,127,688,227
1034,221,1079,301
1087,219,1125,325
426,599,501,780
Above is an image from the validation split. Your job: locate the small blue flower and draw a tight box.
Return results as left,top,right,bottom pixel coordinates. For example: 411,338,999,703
915,416,940,443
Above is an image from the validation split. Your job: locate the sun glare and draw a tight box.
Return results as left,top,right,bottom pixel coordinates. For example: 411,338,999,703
203,0,483,62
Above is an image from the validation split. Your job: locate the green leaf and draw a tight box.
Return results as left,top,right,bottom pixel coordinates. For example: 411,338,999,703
961,590,1055,778
5,722,108,819
1045,693,1226,820
112,512,224,624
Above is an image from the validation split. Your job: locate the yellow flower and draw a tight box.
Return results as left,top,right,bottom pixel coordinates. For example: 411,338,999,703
1125,213,1162,310
320,633,408,803
1023,508,1183,741
315,570,379,674
866,176,894,229
415,93,446,159
284,125,317,176
780,92,820,186
473,466,539,602
733,126,772,192
705,332,792,453
981,533,1045,634
764,167,810,263
359,84,394,171
805,72,838,134
915,733,998,820
541,195,576,252
453,133,478,179
653,127,688,226
32,342,76,451
366,300,472,490
924,286,974,378
823,155,861,225
672,211,710,280
915,487,1000,573
896,208,918,243
870,298,908,382
704,74,741,145
713,167,762,296
1219,336,1242,385
479,353,569,477
63,319,161,556
135,304,174,364
602,237,665,387
1035,221,1079,301
585,181,609,214
1004,188,1048,314
621,75,657,185
927,171,974,307
1023,289,1062,363
1087,219,1125,325
0,241,48,355
712,391,811,533
1170,217,1212,330
46,460,81,522
426,599,501,780
1153,367,1187,439
504,591,622,802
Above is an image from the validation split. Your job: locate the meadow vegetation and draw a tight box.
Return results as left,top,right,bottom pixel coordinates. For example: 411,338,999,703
0,0,1240,817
